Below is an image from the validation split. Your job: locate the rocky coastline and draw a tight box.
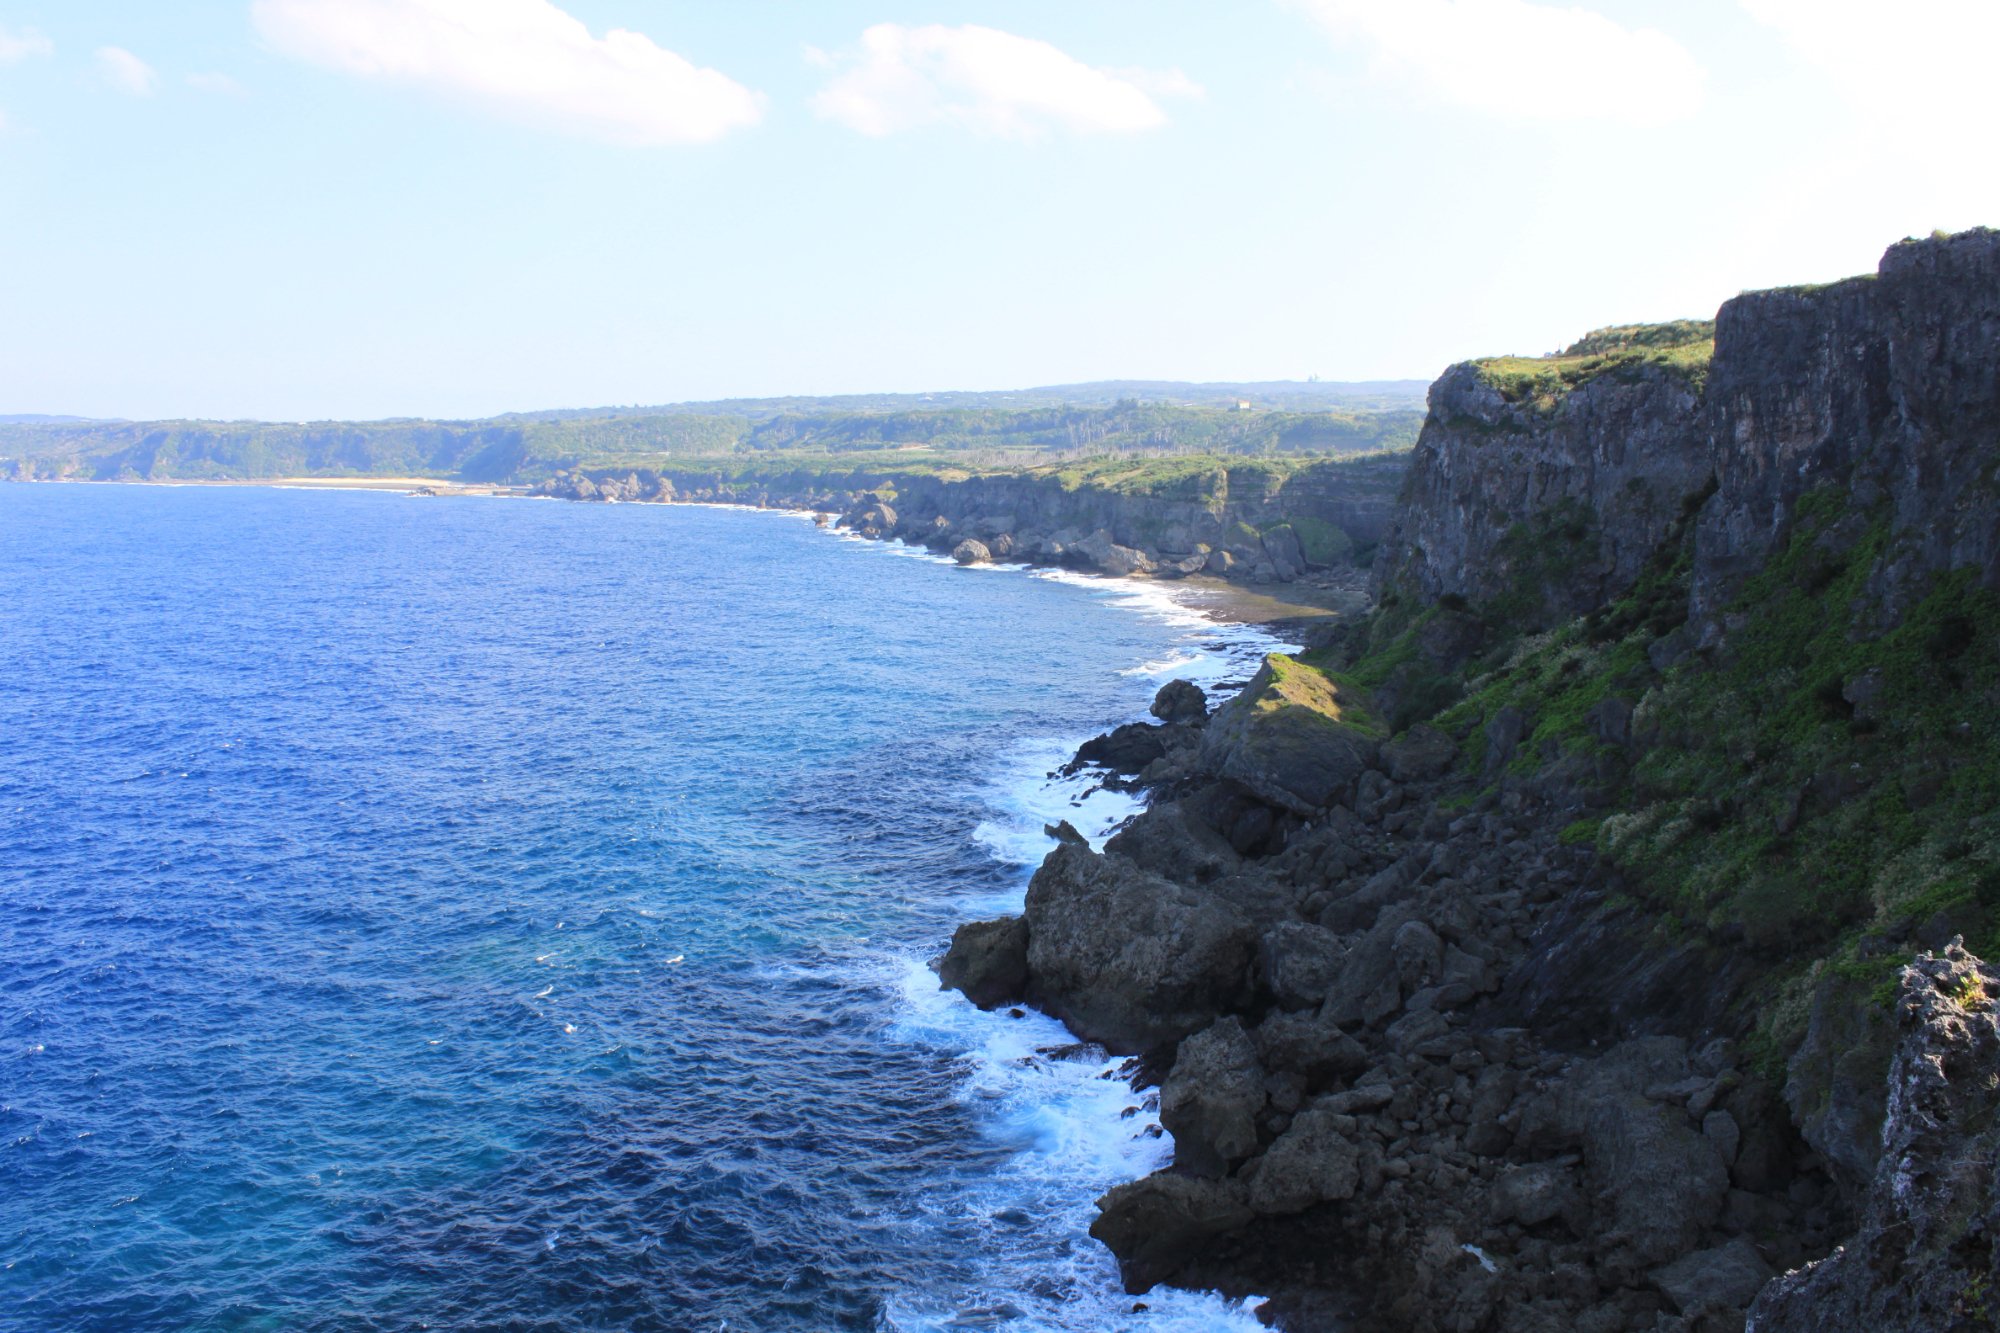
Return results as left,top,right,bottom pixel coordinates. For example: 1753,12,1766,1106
939,231,2000,1332
530,453,1410,603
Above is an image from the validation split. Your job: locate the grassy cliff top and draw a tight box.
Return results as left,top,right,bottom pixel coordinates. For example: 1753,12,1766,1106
1472,320,1716,408
649,448,1408,500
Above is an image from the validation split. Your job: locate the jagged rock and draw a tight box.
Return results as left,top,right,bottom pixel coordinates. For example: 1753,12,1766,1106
1247,1107,1361,1215
1750,943,2000,1331
1651,1238,1773,1316
938,916,1028,1010
1022,841,1256,1053
1258,922,1348,1010
1151,678,1209,724
1160,1017,1266,1177
1071,722,1170,775
951,538,991,565
1091,1173,1254,1294
1198,655,1377,816
1325,908,1414,1027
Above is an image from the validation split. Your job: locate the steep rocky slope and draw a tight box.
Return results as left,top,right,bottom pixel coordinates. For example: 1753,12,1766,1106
942,230,2000,1331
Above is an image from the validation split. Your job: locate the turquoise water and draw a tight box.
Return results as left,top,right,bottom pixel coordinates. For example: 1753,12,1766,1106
0,486,1275,1332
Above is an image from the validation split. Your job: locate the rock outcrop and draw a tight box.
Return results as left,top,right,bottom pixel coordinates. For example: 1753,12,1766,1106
1750,942,2000,1333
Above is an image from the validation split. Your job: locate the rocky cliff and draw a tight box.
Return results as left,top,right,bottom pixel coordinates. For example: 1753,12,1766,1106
539,454,1410,592
941,230,2000,1332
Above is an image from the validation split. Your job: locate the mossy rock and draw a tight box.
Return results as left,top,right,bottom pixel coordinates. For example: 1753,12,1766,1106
1198,655,1381,815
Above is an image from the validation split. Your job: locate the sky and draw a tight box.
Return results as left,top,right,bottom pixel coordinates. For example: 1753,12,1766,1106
0,0,1993,422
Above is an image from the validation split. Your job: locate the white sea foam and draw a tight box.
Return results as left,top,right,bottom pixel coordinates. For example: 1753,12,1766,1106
881,958,1267,1333
849,524,1311,1329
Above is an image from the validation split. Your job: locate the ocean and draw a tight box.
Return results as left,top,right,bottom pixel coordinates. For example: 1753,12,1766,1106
0,485,1283,1332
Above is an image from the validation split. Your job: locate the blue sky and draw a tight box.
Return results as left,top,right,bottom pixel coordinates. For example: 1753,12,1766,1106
0,0,1992,421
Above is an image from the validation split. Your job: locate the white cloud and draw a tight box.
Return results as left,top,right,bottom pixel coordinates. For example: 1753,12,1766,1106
1292,0,1705,126
97,47,160,97
251,0,763,146
811,23,1202,139
0,25,54,64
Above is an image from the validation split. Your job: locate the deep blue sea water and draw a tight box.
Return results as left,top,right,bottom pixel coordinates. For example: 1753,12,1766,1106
0,486,1283,1333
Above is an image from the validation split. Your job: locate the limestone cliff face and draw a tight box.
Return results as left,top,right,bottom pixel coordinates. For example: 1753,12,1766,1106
1374,229,2000,634
1370,355,1711,628
1693,229,2000,629
544,454,1412,587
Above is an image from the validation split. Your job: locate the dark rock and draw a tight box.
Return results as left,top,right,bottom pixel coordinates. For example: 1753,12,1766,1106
1072,722,1171,775
1784,972,1898,1193
1489,1161,1580,1228
1381,723,1458,783
1102,801,1241,886
1257,922,1347,1010
1151,678,1209,724
1246,1107,1362,1215
1091,1173,1254,1294
1022,841,1256,1053
1253,1007,1370,1086
938,915,1029,1010
951,538,992,565
1159,1017,1266,1177
1649,1238,1773,1316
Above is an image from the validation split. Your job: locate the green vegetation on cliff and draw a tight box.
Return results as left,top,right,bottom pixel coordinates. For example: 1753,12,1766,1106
1333,484,2000,1066
1474,320,1716,409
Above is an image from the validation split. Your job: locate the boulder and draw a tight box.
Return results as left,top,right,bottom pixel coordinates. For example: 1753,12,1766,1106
938,916,1028,1010
1077,528,1156,577
1091,1173,1254,1295
1258,922,1347,1010
1198,655,1378,816
1022,841,1257,1053
1261,524,1306,581
1151,678,1209,724
1650,1239,1773,1316
1550,1038,1732,1264
951,538,992,565
1160,1018,1266,1177
1247,1107,1361,1215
